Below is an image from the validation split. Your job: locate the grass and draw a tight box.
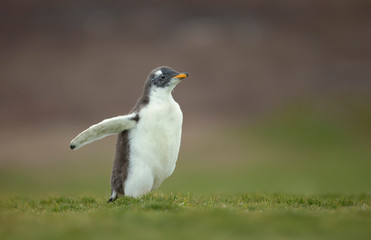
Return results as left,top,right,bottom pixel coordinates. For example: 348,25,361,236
0,99,370,239
1,193,370,240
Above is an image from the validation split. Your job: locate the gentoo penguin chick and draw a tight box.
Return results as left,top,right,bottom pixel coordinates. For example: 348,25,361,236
70,66,189,202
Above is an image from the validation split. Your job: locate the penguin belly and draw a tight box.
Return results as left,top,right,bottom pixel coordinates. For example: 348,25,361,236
124,99,183,197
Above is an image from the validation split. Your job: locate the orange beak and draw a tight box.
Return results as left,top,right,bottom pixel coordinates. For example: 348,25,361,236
173,73,189,79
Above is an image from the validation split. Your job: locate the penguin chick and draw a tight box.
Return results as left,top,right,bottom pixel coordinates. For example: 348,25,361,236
70,66,189,202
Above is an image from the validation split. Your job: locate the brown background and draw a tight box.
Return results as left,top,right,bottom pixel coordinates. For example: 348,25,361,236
0,0,370,195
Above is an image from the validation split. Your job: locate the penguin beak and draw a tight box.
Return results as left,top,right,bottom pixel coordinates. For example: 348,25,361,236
173,73,189,79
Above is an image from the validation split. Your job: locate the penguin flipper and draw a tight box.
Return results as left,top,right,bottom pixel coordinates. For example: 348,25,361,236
70,113,138,150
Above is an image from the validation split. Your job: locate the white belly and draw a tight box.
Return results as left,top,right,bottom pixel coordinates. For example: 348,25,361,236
124,96,183,197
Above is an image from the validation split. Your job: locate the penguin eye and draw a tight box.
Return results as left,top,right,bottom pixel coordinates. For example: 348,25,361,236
160,75,165,79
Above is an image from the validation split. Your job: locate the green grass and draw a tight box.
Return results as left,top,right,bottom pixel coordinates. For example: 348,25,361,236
1,99,370,239
1,193,370,240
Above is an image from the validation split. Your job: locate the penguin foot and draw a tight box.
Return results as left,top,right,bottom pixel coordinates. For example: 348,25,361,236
107,191,118,203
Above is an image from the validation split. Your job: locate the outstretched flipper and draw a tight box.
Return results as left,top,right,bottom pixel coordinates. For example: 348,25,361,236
70,113,138,150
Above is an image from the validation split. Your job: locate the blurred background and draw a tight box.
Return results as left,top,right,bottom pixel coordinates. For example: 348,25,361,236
0,0,370,197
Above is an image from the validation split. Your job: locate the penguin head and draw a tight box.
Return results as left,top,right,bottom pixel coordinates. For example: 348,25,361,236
146,66,189,91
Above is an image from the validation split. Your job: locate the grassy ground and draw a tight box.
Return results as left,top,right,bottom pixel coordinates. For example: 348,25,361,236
0,101,370,239
1,193,370,240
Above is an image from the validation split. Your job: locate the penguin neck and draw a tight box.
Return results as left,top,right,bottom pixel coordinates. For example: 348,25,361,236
149,87,175,103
